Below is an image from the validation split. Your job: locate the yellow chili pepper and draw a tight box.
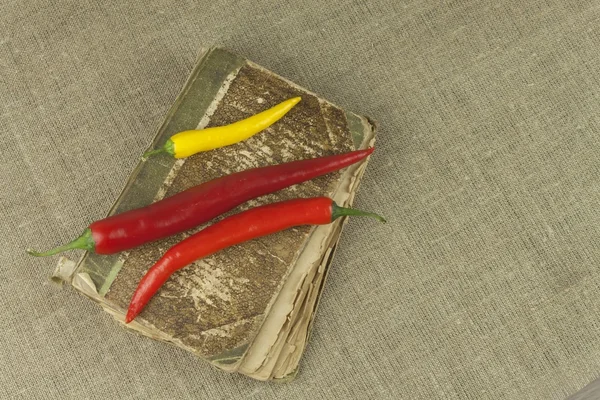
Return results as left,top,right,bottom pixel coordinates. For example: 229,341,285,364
143,97,301,159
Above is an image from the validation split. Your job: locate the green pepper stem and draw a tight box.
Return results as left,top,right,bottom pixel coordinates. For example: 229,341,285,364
331,202,386,223
142,139,175,160
27,228,95,257
142,148,166,160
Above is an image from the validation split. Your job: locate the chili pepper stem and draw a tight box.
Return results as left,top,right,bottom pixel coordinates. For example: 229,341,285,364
142,139,175,160
26,228,95,257
142,148,166,159
331,202,386,223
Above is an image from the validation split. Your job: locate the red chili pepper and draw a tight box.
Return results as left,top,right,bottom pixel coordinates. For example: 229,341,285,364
27,148,374,256
125,196,385,323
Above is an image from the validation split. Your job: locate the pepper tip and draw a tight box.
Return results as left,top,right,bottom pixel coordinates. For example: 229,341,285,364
125,311,134,324
125,302,140,324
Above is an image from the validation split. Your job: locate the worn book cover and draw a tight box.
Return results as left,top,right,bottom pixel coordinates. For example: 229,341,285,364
53,47,376,381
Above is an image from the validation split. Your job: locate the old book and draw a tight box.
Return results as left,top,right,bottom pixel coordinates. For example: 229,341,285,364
52,47,376,381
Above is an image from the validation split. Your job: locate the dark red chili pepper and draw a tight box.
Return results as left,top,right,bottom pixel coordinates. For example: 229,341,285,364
125,196,385,323
27,148,374,257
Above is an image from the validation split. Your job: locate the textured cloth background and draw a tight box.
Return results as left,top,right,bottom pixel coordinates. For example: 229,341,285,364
2,1,600,399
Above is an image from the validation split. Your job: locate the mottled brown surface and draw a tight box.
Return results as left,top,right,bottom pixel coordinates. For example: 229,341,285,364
106,62,354,358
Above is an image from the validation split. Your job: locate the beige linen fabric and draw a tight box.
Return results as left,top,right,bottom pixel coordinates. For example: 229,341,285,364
2,1,600,399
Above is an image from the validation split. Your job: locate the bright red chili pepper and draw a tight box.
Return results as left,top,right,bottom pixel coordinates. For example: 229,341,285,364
27,148,374,257
125,196,385,323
